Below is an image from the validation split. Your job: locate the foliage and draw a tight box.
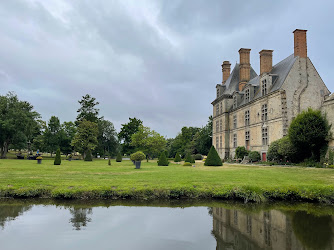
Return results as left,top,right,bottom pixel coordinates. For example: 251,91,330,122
84,149,93,161
76,94,100,124
131,125,166,159
248,151,261,162
169,126,200,158
108,159,111,166
130,151,146,162
235,146,248,159
54,148,61,165
174,153,181,162
36,156,42,160
288,108,331,162
43,116,61,156
0,92,40,158
267,139,281,162
184,152,194,163
268,137,297,162
194,154,202,160
204,146,222,166
94,118,118,158
118,117,142,155
59,121,76,155
157,152,169,166
190,116,213,155
116,152,122,162
71,120,98,159
183,162,192,166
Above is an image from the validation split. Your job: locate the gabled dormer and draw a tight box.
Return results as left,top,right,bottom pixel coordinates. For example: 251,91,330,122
232,91,244,110
216,84,226,98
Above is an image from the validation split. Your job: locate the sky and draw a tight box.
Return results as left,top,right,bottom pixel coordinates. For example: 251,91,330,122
1,0,334,138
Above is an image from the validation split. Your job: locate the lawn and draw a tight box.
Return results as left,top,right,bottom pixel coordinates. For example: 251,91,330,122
1,159,334,202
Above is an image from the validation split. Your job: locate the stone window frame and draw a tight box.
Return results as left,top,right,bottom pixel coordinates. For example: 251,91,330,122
220,135,222,148
233,133,237,148
245,88,250,103
219,119,222,132
262,79,267,96
220,102,223,114
233,115,237,129
216,137,219,149
245,130,250,143
233,95,237,109
216,103,220,116
245,110,250,126
262,127,268,145
216,120,219,133
217,88,220,98
261,104,268,121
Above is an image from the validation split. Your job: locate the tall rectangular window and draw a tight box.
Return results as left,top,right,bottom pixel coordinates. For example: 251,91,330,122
216,137,219,149
245,131,250,150
219,119,222,132
220,102,223,114
216,104,220,116
261,104,268,121
262,79,267,96
245,110,250,126
233,133,237,148
262,127,268,145
245,88,250,103
217,88,220,97
216,121,219,133
233,96,237,109
220,135,222,148
233,115,237,129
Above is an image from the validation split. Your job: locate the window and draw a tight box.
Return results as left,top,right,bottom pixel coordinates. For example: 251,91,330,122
245,88,250,103
217,88,220,98
216,104,220,116
220,102,223,114
245,110,250,126
233,96,237,109
233,134,237,148
216,137,219,148
245,131,250,150
216,121,219,133
261,104,268,121
219,119,222,132
220,135,222,148
245,131,250,141
262,127,268,145
262,79,267,96
233,115,237,129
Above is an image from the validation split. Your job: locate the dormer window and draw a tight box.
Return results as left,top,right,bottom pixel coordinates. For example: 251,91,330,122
216,103,220,116
262,79,267,96
245,88,250,103
217,88,220,98
233,96,237,109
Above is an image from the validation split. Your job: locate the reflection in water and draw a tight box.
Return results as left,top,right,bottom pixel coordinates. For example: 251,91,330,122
212,207,334,250
0,204,32,229
69,207,93,230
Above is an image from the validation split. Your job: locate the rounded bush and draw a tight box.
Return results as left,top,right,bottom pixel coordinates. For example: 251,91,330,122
235,146,248,159
248,151,261,162
194,154,203,160
130,151,146,162
204,146,222,166
183,162,192,166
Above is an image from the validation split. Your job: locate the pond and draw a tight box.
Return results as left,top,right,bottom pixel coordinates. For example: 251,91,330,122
0,200,333,250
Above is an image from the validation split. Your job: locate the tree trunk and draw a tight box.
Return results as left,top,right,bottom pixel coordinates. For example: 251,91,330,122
0,142,9,159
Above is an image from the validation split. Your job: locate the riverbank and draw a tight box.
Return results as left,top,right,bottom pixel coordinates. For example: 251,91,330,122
1,159,334,203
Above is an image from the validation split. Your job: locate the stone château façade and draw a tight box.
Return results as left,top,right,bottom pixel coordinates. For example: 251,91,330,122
212,29,334,160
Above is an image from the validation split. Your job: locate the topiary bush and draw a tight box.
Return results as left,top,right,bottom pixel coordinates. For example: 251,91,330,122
204,146,222,166
116,152,122,162
235,146,248,159
54,148,61,165
84,149,93,161
174,153,181,162
184,152,192,163
157,152,169,166
183,162,192,166
130,151,146,162
108,158,111,166
248,151,261,162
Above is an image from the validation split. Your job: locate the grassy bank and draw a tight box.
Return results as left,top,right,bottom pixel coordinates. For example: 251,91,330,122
1,159,334,203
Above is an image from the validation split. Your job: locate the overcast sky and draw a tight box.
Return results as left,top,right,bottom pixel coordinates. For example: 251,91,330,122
1,0,333,138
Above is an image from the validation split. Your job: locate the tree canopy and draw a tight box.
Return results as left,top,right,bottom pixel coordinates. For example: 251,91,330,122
76,94,100,124
119,117,142,155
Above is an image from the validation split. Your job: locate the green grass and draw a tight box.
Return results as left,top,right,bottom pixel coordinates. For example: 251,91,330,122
1,159,334,202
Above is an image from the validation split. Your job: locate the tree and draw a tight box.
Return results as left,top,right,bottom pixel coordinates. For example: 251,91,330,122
248,151,261,162
118,117,142,155
184,152,194,163
204,146,222,166
0,92,40,158
131,125,166,159
235,146,248,159
54,148,61,165
59,121,77,155
43,116,61,156
84,149,93,161
76,94,100,125
288,108,331,161
174,153,181,162
158,152,169,166
71,120,98,159
190,116,213,155
169,126,200,157
94,119,118,157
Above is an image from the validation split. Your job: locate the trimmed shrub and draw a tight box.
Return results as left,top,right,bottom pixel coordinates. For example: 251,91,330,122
174,153,181,162
84,149,93,161
248,151,261,162
183,162,192,166
130,151,146,162
158,152,169,166
54,148,61,165
235,146,248,159
184,152,193,163
194,154,203,160
267,140,281,162
116,152,122,162
108,159,111,166
204,146,222,166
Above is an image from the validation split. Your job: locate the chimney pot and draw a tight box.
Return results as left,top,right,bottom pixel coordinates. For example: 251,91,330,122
221,61,231,84
239,48,251,91
293,29,307,58
259,49,273,75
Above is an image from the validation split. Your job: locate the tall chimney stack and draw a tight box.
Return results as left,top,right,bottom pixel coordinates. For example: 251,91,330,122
239,48,251,91
259,50,273,75
293,29,307,58
221,61,231,84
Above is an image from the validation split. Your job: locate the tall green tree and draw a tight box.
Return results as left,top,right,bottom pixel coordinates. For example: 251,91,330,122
59,121,77,155
43,116,61,156
94,119,118,157
118,117,142,155
0,92,40,158
76,94,100,125
169,126,200,157
71,120,98,159
131,125,166,159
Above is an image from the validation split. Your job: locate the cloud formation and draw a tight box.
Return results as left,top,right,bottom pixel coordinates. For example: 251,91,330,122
0,0,333,137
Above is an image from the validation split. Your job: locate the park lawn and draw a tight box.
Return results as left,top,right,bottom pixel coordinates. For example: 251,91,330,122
0,159,334,202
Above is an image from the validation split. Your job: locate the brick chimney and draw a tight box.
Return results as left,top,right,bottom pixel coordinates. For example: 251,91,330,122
259,50,273,75
293,29,307,58
239,48,251,91
221,61,231,84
